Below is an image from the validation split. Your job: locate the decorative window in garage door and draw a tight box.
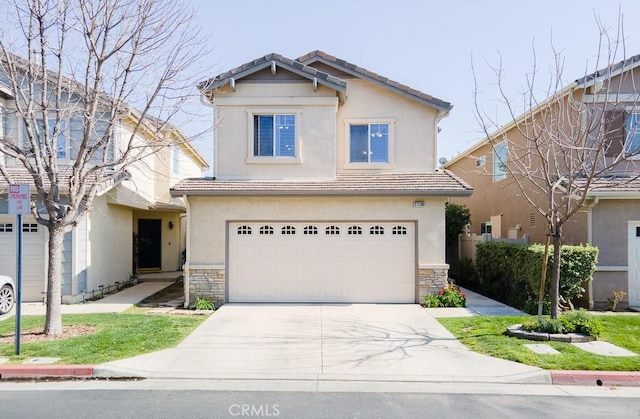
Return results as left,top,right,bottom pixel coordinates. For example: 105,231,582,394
370,225,384,235
22,223,38,233
392,226,407,235
259,226,274,235
0,223,13,232
325,225,340,235
303,225,318,235
348,226,362,235
282,225,296,235
237,225,252,235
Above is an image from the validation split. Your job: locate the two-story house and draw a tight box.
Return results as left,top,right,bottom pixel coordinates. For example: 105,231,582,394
0,102,209,303
444,54,640,310
171,51,472,307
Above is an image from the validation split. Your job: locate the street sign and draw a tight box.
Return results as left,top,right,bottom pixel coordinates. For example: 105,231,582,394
8,184,30,215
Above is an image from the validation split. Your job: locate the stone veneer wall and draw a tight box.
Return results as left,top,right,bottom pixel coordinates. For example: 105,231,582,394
187,267,448,306
187,268,226,307
418,267,448,302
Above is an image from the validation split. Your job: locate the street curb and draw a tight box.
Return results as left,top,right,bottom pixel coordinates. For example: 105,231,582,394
550,370,640,387
0,365,94,379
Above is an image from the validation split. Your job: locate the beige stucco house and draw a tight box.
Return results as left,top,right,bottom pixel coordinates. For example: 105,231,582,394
0,110,209,302
444,54,640,310
171,51,472,307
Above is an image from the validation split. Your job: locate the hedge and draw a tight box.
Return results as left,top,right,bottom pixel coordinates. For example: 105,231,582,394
473,241,598,309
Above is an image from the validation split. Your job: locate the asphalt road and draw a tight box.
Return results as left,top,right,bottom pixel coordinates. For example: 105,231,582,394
1,380,639,419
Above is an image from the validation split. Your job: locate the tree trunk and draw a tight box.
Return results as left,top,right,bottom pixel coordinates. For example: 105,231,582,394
550,232,563,319
43,225,64,335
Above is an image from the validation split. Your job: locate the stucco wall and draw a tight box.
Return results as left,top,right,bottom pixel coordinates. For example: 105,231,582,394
186,195,446,266
87,195,133,291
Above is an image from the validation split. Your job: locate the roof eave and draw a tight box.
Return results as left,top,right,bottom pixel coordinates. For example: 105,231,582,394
170,189,472,197
299,55,452,112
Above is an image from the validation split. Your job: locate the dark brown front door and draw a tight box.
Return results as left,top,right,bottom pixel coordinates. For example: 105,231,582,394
138,219,162,271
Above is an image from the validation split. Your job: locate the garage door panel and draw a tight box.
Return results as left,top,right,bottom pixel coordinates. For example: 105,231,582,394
229,222,415,303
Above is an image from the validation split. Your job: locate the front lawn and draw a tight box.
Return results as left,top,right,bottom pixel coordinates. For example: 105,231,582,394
439,315,640,371
0,313,207,364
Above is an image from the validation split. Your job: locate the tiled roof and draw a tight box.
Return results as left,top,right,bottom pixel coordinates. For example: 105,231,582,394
170,171,472,196
0,168,126,193
574,54,640,87
584,174,640,195
297,50,452,111
198,53,347,93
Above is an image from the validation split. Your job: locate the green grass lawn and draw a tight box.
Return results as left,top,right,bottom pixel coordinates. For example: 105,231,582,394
0,313,207,364
439,314,640,371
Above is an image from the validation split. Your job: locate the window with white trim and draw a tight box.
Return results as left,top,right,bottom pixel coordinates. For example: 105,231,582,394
350,123,389,163
172,145,180,175
0,223,13,232
254,114,296,157
624,113,640,155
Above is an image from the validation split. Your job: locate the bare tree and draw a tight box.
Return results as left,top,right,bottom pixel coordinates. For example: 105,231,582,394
0,0,208,335
473,19,639,318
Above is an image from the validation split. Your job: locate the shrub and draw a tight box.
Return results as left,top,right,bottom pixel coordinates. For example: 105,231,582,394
475,241,598,309
423,283,466,308
449,257,480,289
194,296,215,311
520,309,602,337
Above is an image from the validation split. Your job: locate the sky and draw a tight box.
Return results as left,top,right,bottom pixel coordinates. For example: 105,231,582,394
187,0,640,166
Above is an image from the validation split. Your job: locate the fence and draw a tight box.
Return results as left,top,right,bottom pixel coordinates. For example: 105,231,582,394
458,233,530,262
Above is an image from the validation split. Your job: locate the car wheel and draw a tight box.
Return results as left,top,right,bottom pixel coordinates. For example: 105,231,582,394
0,284,15,315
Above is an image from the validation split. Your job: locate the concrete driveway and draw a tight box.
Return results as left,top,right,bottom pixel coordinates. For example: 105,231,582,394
96,304,548,383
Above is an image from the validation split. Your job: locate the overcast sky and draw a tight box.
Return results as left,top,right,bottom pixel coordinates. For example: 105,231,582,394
190,0,640,166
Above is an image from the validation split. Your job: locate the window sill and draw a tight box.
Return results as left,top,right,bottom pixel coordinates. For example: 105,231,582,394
343,162,396,170
246,156,303,165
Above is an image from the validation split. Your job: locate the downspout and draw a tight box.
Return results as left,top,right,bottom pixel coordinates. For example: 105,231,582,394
586,196,600,309
183,194,191,308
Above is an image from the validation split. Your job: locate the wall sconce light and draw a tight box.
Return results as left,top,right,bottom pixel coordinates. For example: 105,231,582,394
168,221,174,230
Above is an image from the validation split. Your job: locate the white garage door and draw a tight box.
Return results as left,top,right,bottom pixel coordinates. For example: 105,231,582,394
0,218,47,302
228,222,415,303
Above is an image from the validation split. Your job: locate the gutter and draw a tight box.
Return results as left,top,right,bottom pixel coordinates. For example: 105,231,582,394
183,194,191,309
170,189,474,198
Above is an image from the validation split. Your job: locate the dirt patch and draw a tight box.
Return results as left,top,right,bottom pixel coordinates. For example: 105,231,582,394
0,325,96,344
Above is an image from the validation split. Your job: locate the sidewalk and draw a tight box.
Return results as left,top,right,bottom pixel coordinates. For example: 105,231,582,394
0,284,638,387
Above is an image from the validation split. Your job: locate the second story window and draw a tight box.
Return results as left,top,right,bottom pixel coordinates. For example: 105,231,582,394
172,145,180,175
254,114,296,157
493,141,508,182
349,123,389,163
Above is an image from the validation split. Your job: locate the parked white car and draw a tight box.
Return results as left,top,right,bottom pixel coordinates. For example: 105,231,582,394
0,275,16,315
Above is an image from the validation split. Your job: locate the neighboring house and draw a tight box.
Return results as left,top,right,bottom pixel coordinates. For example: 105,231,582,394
444,55,640,310
0,101,209,302
171,50,472,307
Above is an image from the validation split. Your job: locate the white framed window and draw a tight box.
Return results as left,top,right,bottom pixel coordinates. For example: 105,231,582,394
237,225,252,235
344,118,395,169
246,109,302,164
370,226,384,235
259,226,274,235
0,223,13,232
392,226,407,235
493,141,507,182
325,225,340,235
282,225,296,235
22,223,38,233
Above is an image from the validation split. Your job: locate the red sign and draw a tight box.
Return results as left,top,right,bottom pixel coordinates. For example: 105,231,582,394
8,184,30,215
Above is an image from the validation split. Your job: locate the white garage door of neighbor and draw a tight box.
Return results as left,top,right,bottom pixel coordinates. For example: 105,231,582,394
228,222,415,303
0,219,47,302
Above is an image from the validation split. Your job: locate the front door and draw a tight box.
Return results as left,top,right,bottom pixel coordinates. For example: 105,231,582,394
629,221,640,307
138,219,162,271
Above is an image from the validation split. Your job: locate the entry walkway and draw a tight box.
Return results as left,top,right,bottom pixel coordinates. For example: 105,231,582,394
425,287,525,318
